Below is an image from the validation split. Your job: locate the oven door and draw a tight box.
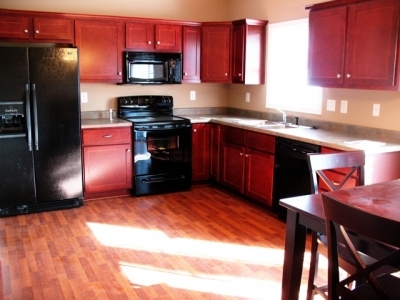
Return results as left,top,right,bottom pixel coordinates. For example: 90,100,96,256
133,125,192,195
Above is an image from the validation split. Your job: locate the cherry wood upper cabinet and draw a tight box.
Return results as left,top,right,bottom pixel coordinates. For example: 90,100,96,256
0,11,73,43
231,19,268,84
201,22,232,83
307,0,400,90
182,26,201,83
126,22,182,52
75,19,123,83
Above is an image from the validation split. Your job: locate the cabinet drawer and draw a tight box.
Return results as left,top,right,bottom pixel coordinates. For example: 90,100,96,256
224,127,246,146
82,127,131,145
247,131,275,154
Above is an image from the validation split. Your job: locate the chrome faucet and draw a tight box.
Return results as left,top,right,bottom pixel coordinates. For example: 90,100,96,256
276,108,286,123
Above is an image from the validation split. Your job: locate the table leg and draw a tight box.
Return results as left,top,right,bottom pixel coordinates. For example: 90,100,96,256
281,210,307,300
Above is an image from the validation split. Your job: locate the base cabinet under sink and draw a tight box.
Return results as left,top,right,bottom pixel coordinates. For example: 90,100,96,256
221,127,275,206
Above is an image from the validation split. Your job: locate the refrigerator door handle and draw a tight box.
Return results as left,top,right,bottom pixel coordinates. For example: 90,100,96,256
25,84,33,152
31,84,39,151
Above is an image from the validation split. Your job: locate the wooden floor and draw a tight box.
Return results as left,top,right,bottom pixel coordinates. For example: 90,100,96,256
0,185,321,300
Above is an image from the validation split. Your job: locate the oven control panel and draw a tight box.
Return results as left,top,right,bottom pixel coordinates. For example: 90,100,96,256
118,95,173,107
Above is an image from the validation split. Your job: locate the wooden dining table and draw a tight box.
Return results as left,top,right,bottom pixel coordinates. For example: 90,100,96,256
279,179,400,300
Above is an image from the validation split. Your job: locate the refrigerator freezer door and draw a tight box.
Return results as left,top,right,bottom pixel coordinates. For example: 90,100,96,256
28,47,83,202
0,47,36,207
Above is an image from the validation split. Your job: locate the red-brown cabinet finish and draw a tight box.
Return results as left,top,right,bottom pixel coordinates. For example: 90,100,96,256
222,127,275,206
0,12,73,43
192,123,210,181
126,22,182,52
82,127,132,198
75,19,123,83
210,123,222,182
231,19,268,84
308,0,400,90
182,26,201,83
201,23,232,83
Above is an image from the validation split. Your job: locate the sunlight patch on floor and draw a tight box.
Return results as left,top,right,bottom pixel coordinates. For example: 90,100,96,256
120,262,282,299
87,222,284,266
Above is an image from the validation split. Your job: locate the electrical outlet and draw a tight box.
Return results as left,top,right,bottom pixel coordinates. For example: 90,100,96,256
373,103,380,117
81,92,88,103
327,99,336,111
340,100,348,114
245,92,250,102
190,91,196,101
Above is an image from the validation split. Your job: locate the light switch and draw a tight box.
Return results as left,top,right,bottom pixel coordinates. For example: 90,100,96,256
190,91,196,101
327,99,336,111
81,92,88,103
373,103,380,117
245,92,250,102
340,100,348,114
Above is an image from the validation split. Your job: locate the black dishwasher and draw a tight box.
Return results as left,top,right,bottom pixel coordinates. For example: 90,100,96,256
273,137,320,218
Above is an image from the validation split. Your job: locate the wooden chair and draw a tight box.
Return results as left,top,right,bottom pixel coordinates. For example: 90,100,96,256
306,150,366,300
322,193,400,300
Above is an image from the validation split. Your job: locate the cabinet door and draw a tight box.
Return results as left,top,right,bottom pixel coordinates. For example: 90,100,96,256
192,123,210,181
308,6,347,86
245,149,274,206
232,24,245,83
83,144,132,193
182,26,201,82
201,25,231,83
345,0,400,87
155,24,182,51
0,15,30,39
210,124,222,182
125,22,154,50
75,19,123,82
222,142,245,192
33,17,73,41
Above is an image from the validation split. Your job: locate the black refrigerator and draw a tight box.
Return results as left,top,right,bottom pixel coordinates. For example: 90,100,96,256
0,46,83,217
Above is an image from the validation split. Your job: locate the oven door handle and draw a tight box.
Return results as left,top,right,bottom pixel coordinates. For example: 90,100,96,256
134,126,190,132
142,175,186,183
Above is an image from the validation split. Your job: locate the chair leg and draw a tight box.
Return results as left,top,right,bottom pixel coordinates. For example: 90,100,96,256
306,231,319,300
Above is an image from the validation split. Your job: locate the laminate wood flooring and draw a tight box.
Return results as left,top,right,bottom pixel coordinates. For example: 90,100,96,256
0,185,321,300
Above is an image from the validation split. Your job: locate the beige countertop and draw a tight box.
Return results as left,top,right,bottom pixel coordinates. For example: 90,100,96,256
180,114,400,155
81,118,132,129
81,114,400,155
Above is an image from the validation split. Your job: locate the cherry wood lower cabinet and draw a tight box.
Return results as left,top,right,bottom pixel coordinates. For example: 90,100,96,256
192,123,210,181
82,127,132,199
210,123,222,182
221,127,275,206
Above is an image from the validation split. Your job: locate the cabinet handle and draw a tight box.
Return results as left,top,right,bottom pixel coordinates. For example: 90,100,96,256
148,41,152,44
245,154,249,158
184,72,187,76
193,129,197,132
157,41,160,44
103,134,112,138
24,29,28,33
240,152,243,156
346,74,351,78
238,73,242,76
127,149,131,152
337,74,341,78
225,73,228,76
118,72,122,75
35,30,39,34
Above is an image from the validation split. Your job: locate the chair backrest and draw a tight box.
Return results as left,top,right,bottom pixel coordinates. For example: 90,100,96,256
322,193,400,300
307,151,365,194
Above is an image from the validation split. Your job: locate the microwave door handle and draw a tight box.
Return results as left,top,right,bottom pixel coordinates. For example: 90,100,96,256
25,84,33,152
31,84,39,151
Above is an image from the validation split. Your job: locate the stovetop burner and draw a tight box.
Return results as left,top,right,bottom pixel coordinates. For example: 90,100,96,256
118,95,190,127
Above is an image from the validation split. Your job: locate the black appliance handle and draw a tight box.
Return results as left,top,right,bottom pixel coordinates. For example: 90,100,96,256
31,84,39,151
25,84,33,152
134,125,191,132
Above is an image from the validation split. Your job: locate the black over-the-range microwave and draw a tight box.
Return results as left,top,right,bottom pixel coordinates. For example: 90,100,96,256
124,51,182,84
